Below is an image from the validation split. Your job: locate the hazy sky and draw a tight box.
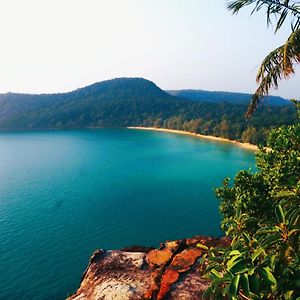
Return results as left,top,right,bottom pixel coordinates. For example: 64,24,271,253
0,0,299,98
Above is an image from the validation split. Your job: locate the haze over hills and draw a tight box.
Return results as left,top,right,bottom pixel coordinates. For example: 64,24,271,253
167,89,291,106
0,77,297,144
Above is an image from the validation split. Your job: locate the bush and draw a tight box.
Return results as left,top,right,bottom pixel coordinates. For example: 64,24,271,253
201,103,300,299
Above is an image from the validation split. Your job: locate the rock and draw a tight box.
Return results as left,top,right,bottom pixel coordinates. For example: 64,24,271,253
68,251,153,300
147,248,173,267
169,248,202,273
67,235,229,300
157,270,179,300
166,266,211,300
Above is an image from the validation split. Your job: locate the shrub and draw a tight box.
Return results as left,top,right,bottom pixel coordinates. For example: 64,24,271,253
201,103,300,299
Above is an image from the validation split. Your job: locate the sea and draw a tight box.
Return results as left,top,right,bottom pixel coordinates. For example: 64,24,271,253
0,128,255,299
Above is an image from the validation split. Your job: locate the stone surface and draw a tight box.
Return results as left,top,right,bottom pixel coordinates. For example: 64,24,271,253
147,248,173,267
169,248,202,272
67,236,229,300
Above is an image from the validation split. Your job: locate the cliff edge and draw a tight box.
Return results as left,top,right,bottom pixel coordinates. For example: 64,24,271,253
67,235,230,300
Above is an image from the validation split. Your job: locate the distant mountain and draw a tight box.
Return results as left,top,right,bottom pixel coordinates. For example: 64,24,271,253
167,89,291,106
0,78,176,129
0,78,169,121
0,78,297,144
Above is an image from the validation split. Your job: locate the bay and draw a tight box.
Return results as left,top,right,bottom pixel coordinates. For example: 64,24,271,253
0,129,255,299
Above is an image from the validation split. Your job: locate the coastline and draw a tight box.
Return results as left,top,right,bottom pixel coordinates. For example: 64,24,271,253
127,126,259,151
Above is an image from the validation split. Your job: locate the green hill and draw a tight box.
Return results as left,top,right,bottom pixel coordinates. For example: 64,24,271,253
0,78,297,144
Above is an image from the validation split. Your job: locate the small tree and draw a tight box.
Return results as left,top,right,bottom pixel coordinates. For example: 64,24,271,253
200,103,300,299
241,126,257,144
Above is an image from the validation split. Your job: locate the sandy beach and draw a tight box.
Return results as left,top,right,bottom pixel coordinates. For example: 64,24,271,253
127,127,259,151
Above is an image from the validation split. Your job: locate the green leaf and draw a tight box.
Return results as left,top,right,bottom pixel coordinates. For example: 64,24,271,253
196,243,209,250
242,232,251,246
291,212,300,227
248,266,255,275
288,208,300,229
256,225,279,235
230,261,249,275
227,255,242,270
269,255,276,270
284,290,294,299
260,267,277,286
206,261,218,268
211,276,231,287
275,190,295,198
251,249,264,262
229,250,241,256
249,275,259,293
229,274,240,297
240,273,250,296
204,262,219,273
275,204,285,224
210,268,222,278
199,253,207,267
260,233,282,249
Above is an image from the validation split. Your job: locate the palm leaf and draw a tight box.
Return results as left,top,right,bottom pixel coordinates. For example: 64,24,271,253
246,28,300,117
227,0,300,32
226,1,300,117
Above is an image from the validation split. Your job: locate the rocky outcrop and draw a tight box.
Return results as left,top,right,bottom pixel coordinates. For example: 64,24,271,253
67,236,230,300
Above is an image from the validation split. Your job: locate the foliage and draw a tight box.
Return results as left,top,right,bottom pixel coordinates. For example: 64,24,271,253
0,78,297,145
227,0,300,117
241,126,257,144
201,104,300,299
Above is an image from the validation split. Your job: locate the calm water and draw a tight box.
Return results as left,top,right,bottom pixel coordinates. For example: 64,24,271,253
0,129,255,299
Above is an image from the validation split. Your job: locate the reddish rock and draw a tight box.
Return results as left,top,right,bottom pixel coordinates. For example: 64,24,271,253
169,248,202,272
157,269,179,300
147,248,173,267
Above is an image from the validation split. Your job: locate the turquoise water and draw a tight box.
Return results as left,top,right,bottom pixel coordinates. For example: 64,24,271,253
0,129,255,299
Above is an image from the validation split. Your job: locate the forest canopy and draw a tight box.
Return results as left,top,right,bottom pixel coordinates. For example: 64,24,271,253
0,78,297,145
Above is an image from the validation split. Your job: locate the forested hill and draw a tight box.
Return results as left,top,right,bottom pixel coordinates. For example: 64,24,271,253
0,77,297,144
167,89,291,106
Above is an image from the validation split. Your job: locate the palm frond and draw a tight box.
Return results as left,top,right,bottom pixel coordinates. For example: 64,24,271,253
246,28,300,117
227,0,300,32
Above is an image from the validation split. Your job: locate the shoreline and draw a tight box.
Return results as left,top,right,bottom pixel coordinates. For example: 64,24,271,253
127,126,259,151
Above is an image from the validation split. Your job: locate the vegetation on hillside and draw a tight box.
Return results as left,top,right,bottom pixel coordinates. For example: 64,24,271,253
201,103,300,299
0,78,297,145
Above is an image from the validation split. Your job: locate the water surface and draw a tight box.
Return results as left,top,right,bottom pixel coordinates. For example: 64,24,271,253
0,129,255,299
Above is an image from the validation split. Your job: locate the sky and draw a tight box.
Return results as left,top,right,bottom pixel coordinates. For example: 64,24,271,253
0,0,299,99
